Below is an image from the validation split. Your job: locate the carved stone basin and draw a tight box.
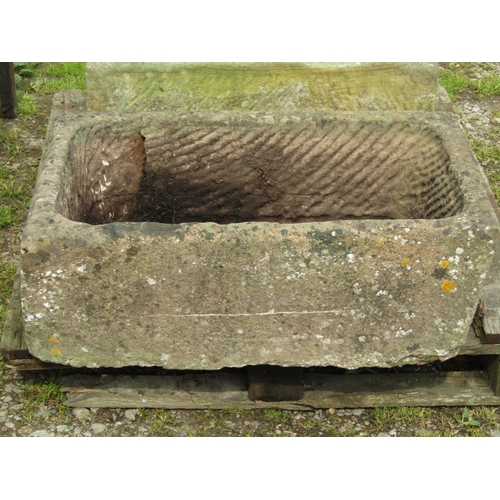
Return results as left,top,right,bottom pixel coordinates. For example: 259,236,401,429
18,110,499,369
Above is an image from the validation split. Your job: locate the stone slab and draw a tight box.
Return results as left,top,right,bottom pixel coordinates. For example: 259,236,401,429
16,107,500,370
86,62,439,113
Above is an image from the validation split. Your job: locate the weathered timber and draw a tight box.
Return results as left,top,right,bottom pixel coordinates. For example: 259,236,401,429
478,174,500,343
480,284,500,344
457,327,500,355
58,370,500,409
0,273,26,354
4,357,63,370
0,62,17,118
247,365,303,401
484,355,500,395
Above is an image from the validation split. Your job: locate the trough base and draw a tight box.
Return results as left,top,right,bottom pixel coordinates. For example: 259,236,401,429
54,356,500,409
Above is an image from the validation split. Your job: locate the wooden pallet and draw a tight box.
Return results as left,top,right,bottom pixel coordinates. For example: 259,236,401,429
2,192,500,408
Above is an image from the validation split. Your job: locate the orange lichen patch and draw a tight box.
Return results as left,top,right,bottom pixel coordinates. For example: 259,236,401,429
442,280,456,293
50,348,62,355
440,260,449,268
48,334,59,343
401,258,411,267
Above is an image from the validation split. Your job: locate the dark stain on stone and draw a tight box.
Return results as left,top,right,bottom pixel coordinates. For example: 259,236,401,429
126,246,139,257
433,267,448,279
307,229,348,256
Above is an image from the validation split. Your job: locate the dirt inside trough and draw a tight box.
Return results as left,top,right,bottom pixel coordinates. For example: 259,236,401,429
63,120,463,226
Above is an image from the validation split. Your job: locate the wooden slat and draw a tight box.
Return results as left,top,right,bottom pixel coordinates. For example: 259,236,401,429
481,284,500,343
485,355,500,396
478,179,500,343
58,370,500,409
0,272,26,353
247,365,303,401
0,62,17,118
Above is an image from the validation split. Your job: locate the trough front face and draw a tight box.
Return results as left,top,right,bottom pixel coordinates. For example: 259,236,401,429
19,111,499,369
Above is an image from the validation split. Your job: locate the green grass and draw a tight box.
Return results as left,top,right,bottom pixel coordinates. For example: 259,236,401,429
440,64,500,102
439,69,471,101
373,406,432,429
0,357,10,390
12,63,85,117
470,140,500,201
150,409,181,436
473,74,500,96
17,93,39,116
21,62,85,95
0,129,23,161
263,408,291,425
21,377,70,418
0,172,33,229
0,259,17,332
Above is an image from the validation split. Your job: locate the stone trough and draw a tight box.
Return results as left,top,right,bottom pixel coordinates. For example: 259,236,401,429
16,106,499,371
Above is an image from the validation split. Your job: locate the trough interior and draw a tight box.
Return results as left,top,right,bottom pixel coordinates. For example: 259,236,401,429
58,119,464,225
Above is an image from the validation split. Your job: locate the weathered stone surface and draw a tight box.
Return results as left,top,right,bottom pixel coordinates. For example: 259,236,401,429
17,108,499,369
86,62,439,113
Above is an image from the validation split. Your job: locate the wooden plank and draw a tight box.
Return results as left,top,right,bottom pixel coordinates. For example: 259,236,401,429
58,370,500,409
481,284,500,343
478,178,500,343
247,365,303,401
484,355,500,396
0,272,26,353
5,357,63,370
457,326,500,355
0,63,17,118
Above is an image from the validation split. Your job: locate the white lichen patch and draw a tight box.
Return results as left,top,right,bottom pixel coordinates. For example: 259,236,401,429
347,254,354,263
455,247,464,255
395,328,412,338
286,271,306,280
43,302,59,312
435,349,449,357
358,336,366,342
147,278,157,285
292,333,309,340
